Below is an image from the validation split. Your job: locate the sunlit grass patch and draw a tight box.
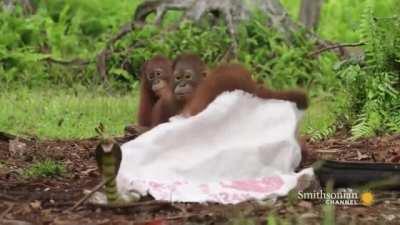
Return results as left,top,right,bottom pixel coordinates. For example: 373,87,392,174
0,86,139,139
23,160,66,178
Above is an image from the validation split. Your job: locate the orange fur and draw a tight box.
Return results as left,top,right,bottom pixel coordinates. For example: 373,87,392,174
137,55,173,127
182,64,308,116
149,53,206,127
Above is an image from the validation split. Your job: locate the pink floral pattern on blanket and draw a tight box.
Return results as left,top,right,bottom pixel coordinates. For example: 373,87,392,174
129,176,285,204
220,177,284,192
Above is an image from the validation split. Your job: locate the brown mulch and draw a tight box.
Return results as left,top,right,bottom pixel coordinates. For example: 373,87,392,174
0,133,399,225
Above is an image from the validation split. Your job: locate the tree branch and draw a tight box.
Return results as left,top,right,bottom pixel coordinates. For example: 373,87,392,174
66,175,116,212
308,42,365,57
95,21,143,82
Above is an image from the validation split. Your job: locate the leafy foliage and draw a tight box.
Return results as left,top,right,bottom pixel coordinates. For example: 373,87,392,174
0,0,399,139
0,0,138,87
338,2,400,138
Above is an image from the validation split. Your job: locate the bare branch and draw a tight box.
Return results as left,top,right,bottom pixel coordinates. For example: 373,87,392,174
308,42,365,57
95,22,139,82
66,175,116,212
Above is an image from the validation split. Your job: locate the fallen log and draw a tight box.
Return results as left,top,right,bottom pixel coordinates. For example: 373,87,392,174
314,160,400,190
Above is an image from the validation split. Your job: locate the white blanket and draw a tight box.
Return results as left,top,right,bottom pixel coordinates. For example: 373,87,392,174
117,90,313,204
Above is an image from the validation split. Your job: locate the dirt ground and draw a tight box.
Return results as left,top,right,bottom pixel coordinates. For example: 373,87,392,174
0,133,399,225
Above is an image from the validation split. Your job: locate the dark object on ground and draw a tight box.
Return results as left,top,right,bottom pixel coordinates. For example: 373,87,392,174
0,131,17,142
315,160,400,190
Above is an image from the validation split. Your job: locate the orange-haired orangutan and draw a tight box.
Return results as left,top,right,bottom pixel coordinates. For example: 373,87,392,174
180,63,308,116
151,57,308,127
125,55,173,134
137,55,173,127
149,53,207,126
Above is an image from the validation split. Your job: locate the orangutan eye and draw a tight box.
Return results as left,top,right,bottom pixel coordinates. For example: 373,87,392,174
147,73,154,80
175,74,182,81
184,71,193,80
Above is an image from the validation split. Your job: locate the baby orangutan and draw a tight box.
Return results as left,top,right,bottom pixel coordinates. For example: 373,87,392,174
125,55,173,134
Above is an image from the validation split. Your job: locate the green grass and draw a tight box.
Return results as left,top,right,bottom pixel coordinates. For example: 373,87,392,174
0,85,336,139
0,86,138,139
23,160,66,178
